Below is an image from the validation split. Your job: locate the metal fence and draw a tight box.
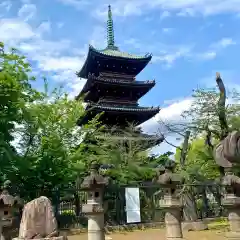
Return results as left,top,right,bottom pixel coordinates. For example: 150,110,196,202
25,182,224,229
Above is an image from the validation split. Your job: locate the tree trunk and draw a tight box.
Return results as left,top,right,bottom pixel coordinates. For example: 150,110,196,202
179,131,199,221
216,72,229,140
180,131,190,167
182,191,198,221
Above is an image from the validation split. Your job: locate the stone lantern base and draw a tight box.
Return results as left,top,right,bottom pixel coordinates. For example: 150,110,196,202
222,194,240,240
182,220,208,231
160,197,184,240
225,232,240,240
13,237,65,240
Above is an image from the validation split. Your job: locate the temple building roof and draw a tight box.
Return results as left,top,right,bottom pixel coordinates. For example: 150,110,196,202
86,103,160,112
77,103,160,127
89,45,152,60
76,74,156,102
95,133,164,149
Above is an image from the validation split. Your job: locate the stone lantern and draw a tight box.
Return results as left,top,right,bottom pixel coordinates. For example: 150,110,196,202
81,163,109,240
0,180,22,238
214,131,240,239
157,161,184,240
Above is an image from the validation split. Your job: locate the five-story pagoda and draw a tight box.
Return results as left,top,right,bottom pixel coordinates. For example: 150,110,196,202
76,5,163,148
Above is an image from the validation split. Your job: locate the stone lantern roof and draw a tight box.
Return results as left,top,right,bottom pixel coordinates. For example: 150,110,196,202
0,181,22,208
157,161,184,187
81,163,109,190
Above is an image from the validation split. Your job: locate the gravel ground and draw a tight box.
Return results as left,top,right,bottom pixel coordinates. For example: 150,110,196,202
68,229,226,240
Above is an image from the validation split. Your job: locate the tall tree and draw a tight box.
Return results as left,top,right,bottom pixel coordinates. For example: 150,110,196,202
0,42,41,182
13,84,102,197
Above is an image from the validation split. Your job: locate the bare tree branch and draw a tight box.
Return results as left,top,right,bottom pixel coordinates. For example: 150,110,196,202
164,138,182,150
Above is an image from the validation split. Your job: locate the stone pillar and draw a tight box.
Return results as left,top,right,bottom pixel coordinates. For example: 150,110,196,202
82,193,105,240
223,192,240,239
213,131,240,239
81,163,108,240
157,160,184,240
160,190,183,240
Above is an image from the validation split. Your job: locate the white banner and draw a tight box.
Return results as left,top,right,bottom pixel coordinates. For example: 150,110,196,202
125,187,141,223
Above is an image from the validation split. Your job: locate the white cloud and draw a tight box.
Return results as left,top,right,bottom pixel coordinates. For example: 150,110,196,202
38,56,83,72
56,0,90,9
68,79,87,99
212,37,236,48
123,38,143,51
18,3,37,22
194,38,236,61
189,38,236,62
0,19,36,43
160,10,171,20
50,68,86,98
0,1,12,13
89,25,107,49
0,14,86,97
177,8,196,17
141,98,192,155
57,22,64,28
19,39,71,55
37,21,51,34
152,46,192,66
89,0,240,18
142,98,192,134
158,99,192,121
162,27,174,33
19,37,86,94
197,51,217,60
150,136,183,155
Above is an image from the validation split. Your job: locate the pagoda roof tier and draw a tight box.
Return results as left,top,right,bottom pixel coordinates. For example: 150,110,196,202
76,74,155,102
94,133,164,149
77,45,152,79
77,103,160,127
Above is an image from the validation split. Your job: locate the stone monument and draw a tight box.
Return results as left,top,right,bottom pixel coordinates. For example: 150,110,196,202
14,196,65,240
157,161,184,240
214,131,240,239
81,163,109,240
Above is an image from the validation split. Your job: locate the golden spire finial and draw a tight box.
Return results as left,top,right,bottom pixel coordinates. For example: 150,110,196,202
216,72,221,79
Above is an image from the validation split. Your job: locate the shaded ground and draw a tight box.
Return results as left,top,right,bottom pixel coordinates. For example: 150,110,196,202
68,229,225,240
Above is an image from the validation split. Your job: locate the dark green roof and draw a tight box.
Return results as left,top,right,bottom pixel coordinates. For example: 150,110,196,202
95,134,164,142
76,74,156,100
91,45,152,60
94,77,155,85
86,103,160,112
77,45,152,79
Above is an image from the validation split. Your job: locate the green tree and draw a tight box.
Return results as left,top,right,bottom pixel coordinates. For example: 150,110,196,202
0,42,41,182
13,85,101,197
92,125,159,184
175,138,220,181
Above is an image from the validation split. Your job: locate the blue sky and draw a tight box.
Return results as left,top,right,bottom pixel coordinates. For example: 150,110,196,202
1,0,240,154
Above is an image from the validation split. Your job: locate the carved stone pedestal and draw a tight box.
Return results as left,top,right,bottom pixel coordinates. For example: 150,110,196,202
13,236,64,240
182,220,207,231
81,163,108,240
160,196,184,240
223,194,240,240
82,204,105,240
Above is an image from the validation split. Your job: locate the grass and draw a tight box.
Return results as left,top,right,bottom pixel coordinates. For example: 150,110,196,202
208,218,229,230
